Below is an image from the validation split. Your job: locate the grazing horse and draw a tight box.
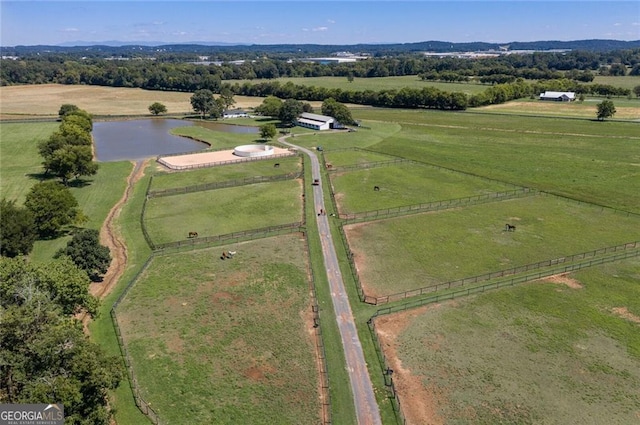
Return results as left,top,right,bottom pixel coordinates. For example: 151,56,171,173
326,163,333,169
373,186,380,191
220,250,237,260
274,163,280,168
188,231,198,238
505,224,516,232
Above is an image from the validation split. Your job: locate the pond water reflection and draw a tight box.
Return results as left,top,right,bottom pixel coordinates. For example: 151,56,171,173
92,118,261,162
93,119,204,162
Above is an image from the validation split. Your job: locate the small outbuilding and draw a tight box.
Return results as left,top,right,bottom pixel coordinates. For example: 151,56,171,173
296,112,336,131
223,109,249,118
539,91,576,102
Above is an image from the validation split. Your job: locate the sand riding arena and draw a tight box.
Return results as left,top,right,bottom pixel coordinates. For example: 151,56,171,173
157,145,295,170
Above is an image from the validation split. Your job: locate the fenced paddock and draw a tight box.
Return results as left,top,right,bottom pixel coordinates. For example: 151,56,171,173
329,161,519,215
150,154,302,190
114,236,323,425
369,256,640,425
143,179,303,246
343,194,640,299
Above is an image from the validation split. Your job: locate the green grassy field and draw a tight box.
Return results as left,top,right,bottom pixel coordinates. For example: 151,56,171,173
592,75,640,91
377,257,640,424
351,109,640,213
0,122,59,203
144,180,302,244
150,155,301,191
230,75,489,94
3,93,640,425
330,162,517,214
323,149,398,167
170,125,262,148
344,195,640,297
115,236,320,425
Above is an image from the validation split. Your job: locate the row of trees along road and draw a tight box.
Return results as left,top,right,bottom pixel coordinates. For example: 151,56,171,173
0,105,121,423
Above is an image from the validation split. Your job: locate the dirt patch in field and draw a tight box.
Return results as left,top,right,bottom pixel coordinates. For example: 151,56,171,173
612,306,640,325
541,273,583,289
375,305,448,425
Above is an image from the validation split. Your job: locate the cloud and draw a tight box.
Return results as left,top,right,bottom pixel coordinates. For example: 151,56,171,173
632,22,640,26
62,28,79,32
613,23,622,26
327,19,336,24
312,26,328,32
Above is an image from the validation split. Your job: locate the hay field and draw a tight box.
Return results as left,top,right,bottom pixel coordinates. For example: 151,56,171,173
0,84,264,118
477,98,640,120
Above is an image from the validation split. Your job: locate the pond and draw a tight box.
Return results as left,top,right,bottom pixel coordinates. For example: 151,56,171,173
92,119,258,162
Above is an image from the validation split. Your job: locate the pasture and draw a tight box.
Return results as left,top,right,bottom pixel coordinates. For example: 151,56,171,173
374,257,640,424
115,235,321,425
477,97,640,120
151,155,302,191
0,122,59,203
352,109,640,213
230,75,490,95
344,195,640,297
329,162,516,215
143,179,302,245
3,84,639,425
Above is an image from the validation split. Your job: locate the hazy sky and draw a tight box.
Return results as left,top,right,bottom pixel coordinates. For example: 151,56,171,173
1,1,639,46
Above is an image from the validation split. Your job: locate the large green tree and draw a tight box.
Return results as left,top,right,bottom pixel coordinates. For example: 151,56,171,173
0,257,121,424
56,229,111,282
321,98,355,125
148,102,167,115
279,99,304,127
259,123,277,141
190,89,215,118
0,199,37,258
218,86,236,112
58,104,80,118
0,256,98,316
596,100,616,121
254,95,283,117
39,107,98,182
24,181,84,238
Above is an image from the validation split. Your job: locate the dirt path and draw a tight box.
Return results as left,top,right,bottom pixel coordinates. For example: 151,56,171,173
82,160,147,329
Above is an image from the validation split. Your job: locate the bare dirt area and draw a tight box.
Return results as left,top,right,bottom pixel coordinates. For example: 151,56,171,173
374,305,447,425
0,84,265,118
158,146,294,169
541,273,584,289
81,160,147,335
612,306,640,324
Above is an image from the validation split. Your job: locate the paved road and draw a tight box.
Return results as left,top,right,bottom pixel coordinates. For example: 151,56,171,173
280,135,382,425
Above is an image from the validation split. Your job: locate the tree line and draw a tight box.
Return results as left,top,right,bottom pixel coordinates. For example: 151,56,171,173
1,106,119,423
2,49,639,87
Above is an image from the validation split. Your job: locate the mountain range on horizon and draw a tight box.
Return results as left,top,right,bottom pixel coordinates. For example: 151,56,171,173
3,38,639,51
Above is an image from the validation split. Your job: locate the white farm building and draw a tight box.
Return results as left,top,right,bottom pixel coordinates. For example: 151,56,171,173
539,91,576,102
223,109,249,118
296,112,336,131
